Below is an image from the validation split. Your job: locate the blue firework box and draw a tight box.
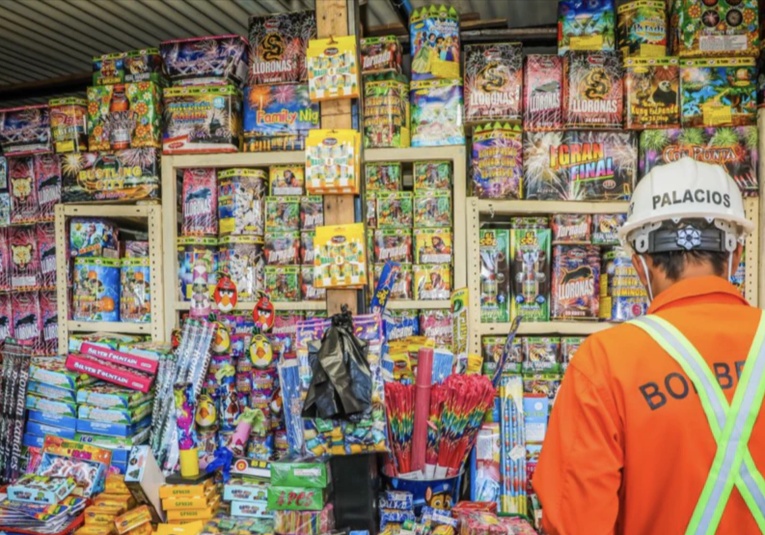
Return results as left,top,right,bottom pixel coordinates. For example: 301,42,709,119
243,84,320,152
27,409,77,431
26,420,77,440
76,415,152,438
26,395,77,417
77,383,153,410
78,401,153,425
27,380,78,403
223,477,270,502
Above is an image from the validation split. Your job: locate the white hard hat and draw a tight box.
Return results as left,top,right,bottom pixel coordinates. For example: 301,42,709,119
619,157,752,254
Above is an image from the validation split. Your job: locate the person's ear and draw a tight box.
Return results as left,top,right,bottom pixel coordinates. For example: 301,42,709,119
632,253,648,287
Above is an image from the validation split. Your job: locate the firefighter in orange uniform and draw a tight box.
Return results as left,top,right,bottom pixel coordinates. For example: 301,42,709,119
533,158,765,534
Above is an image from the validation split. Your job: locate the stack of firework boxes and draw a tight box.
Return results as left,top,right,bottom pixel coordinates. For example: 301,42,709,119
160,474,221,524
222,458,272,520
267,458,334,534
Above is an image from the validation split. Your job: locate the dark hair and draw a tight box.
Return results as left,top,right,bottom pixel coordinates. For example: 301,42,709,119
648,250,728,281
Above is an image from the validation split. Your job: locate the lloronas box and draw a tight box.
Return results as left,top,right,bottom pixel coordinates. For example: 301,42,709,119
624,57,680,129
160,35,249,87
522,130,637,201
248,11,316,85
92,48,167,86
87,82,161,151
163,86,242,154
464,42,523,124
551,245,601,321
479,229,511,323
0,104,51,156
510,226,551,322
617,0,667,57
243,84,320,152
563,51,623,129
409,4,460,80
670,0,759,58
471,122,523,199
638,126,759,195
558,0,616,54
680,58,756,128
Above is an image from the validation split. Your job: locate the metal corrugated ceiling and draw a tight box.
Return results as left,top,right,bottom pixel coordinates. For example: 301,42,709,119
0,0,557,106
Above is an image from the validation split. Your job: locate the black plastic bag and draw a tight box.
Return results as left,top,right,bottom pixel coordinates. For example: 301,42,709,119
302,306,372,421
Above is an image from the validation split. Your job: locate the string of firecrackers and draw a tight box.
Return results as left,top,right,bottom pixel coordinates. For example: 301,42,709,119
383,381,415,476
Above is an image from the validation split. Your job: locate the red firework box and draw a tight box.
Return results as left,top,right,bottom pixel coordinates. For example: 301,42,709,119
37,223,56,289
78,341,159,374
563,51,623,129
551,214,592,244
40,290,58,356
524,55,563,131
12,291,42,349
248,11,317,85
360,36,403,74
464,42,523,124
0,293,12,340
65,353,153,393
0,228,9,292
551,245,601,320
8,156,39,225
35,153,61,222
182,168,218,236
10,225,41,291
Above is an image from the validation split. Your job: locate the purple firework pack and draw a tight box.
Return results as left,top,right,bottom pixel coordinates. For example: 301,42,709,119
551,245,601,320
182,168,218,236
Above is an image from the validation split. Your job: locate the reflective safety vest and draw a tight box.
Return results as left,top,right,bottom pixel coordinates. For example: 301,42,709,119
631,314,765,535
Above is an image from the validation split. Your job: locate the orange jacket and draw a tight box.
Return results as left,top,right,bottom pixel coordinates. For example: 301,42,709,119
533,276,764,534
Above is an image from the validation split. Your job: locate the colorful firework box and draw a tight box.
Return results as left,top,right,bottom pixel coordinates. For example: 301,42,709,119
363,73,410,149
552,214,592,244
248,11,316,85
563,51,623,129
480,229,511,323
420,311,452,349
464,43,523,124
522,131,637,201
0,229,9,292
374,262,412,300
163,86,242,154
510,226,551,322
10,225,40,291
414,160,451,191
177,236,218,300
69,218,119,258
264,266,300,301
314,223,367,288
306,35,360,101
265,195,300,232
374,229,412,263
60,149,159,203
92,48,166,86
413,192,451,228
72,256,121,322
551,245,601,321
558,0,615,54
8,156,39,225
182,168,218,236
617,1,667,57
87,82,161,152
472,122,523,199
12,291,42,349
270,165,305,196
300,265,325,301
410,4,460,80
300,195,323,230
376,192,413,229
410,79,465,147
670,0,759,58
413,264,451,300
600,247,648,322
592,213,626,245
0,104,51,156
160,34,248,87
680,58,756,128
360,36,403,74
49,97,88,154
624,57,680,130
218,168,267,237
638,126,759,195
244,84,320,152
35,154,61,222
120,257,151,323
365,162,402,192
301,230,315,264
264,231,300,265
414,228,452,264
524,55,563,131
305,129,360,194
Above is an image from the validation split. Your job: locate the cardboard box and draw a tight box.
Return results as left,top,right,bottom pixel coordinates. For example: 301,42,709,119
510,227,551,322
671,0,759,58
267,486,329,511
124,445,165,523
680,58,756,128
270,458,328,488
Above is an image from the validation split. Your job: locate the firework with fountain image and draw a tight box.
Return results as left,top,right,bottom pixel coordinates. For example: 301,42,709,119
464,42,523,124
163,86,242,154
248,11,316,85
524,55,563,132
243,84,320,152
160,35,249,88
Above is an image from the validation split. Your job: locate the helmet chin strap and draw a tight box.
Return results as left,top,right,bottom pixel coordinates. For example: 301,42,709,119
638,254,654,302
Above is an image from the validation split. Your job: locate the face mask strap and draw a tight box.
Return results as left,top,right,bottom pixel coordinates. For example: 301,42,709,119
638,254,654,302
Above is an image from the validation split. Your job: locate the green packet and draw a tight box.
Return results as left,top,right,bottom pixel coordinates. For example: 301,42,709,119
77,384,154,409
270,458,330,488
267,485,329,511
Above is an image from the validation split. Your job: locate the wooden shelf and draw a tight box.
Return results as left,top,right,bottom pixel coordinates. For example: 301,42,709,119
67,321,152,334
163,152,304,169
476,199,629,216
387,300,451,310
174,301,327,312
365,146,466,163
478,321,617,336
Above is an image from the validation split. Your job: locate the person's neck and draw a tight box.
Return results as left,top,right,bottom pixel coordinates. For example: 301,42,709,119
652,268,723,297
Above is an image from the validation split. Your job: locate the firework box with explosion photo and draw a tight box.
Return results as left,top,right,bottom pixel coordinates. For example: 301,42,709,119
163,85,243,154
159,34,249,87
638,126,759,195
0,104,51,156
410,4,460,80
680,57,757,128
563,51,623,129
479,229,511,323
523,130,636,201
243,84,320,152
616,0,667,58
410,78,465,147
672,0,759,58
248,11,316,85
463,42,523,124
471,122,523,199
363,73,410,149
87,82,161,152
551,245,601,321
558,0,615,54
624,57,680,129
60,149,160,203
523,55,563,132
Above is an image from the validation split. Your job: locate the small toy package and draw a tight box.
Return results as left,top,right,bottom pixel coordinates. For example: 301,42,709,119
374,229,412,263
671,0,759,58
9,156,39,225
265,266,301,301
680,58,756,128
120,257,151,323
361,36,403,74
314,223,366,288
163,86,243,154
563,51,623,129
410,4,460,80
243,84,320,152
301,265,326,301
306,36,360,101
410,79,465,147
524,55,563,131
374,263,412,300
219,236,265,301
10,225,41,291
413,264,451,301
625,57,680,130
247,11,316,85
49,97,88,153
617,1,667,58
160,35,248,87
92,48,166,86
218,168,267,237
265,196,301,232
0,104,51,156
414,160,451,191
87,83,161,151
464,42,523,124
558,0,616,54
592,213,626,245
37,436,112,497
376,192,413,229
510,226,551,322
363,73,410,149
72,257,121,322
301,230,316,264
37,223,57,289
552,214,592,244
270,165,305,196
415,229,452,264
479,229,511,324
471,122,523,199
551,244,601,320
182,168,218,236
365,162,401,192
300,195,323,230
35,153,61,222
265,231,300,265
413,192,451,228
305,129,360,194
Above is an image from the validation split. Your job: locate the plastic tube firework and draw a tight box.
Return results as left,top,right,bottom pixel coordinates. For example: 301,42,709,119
174,382,199,478
411,347,433,473
383,381,415,475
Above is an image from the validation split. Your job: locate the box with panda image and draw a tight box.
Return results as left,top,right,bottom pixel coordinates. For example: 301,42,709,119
624,57,679,130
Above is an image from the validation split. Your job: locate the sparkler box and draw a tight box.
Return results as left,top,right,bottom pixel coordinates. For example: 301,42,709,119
65,353,154,393
163,86,242,154
671,0,759,58
77,383,153,410
27,380,78,403
79,341,159,374
87,83,161,152
243,84,320,152
464,42,523,124
160,34,249,87
229,500,271,518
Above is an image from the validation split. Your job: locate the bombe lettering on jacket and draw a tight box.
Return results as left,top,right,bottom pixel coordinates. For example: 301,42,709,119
639,360,745,410
652,189,731,210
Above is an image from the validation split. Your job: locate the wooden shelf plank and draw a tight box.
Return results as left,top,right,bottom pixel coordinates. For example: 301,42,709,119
478,321,617,336
174,301,327,312
477,199,629,216
67,320,151,334
386,300,451,310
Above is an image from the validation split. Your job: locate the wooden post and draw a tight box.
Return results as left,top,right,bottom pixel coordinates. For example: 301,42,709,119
317,0,359,315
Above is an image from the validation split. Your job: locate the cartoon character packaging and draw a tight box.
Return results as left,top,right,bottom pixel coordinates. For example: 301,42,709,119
314,223,367,288
670,0,759,58
0,104,51,156
363,74,410,149
361,36,403,74
305,129,360,194
413,264,451,300
365,162,402,192
617,1,667,57
219,236,265,302
479,229,511,323
92,48,166,86
413,192,452,228
248,11,316,85
510,227,551,322
182,168,218,236
163,86,242,154
471,122,523,199
374,263,412,300
300,266,326,301
638,126,758,194
218,168,266,237
410,79,465,147
177,236,218,301
10,225,40,291
410,5,460,80
120,258,151,323
87,82,161,151
680,58,756,127
558,0,616,54
265,231,300,265
464,43,523,124
300,196,323,230
35,153,61,222
414,229,452,264
551,245,601,320
69,218,119,258
524,55,563,131
625,57,680,129
306,35,360,101
37,223,57,289
72,256,121,322
9,156,39,225
414,161,451,191
265,196,301,232
265,266,300,301
49,98,88,153
160,35,248,87
270,165,305,196
563,51,623,129
244,84,320,152
374,229,413,263
375,192,413,229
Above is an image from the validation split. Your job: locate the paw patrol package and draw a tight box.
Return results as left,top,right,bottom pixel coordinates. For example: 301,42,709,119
464,43,523,124
471,122,523,199
680,58,756,128
0,104,51,156
218,168,267,237
248,11,316,85
551,244,601,320
479,229,511,324
410,4,460,80
563,51,623,129
270,165,305,196
510,226,551,322
670,0,759,58
524,55,563,131
625,57,680,129
617,1,667,58
314,223,367,288
410,79,465,147
413,264,451,301
558,0,616,54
